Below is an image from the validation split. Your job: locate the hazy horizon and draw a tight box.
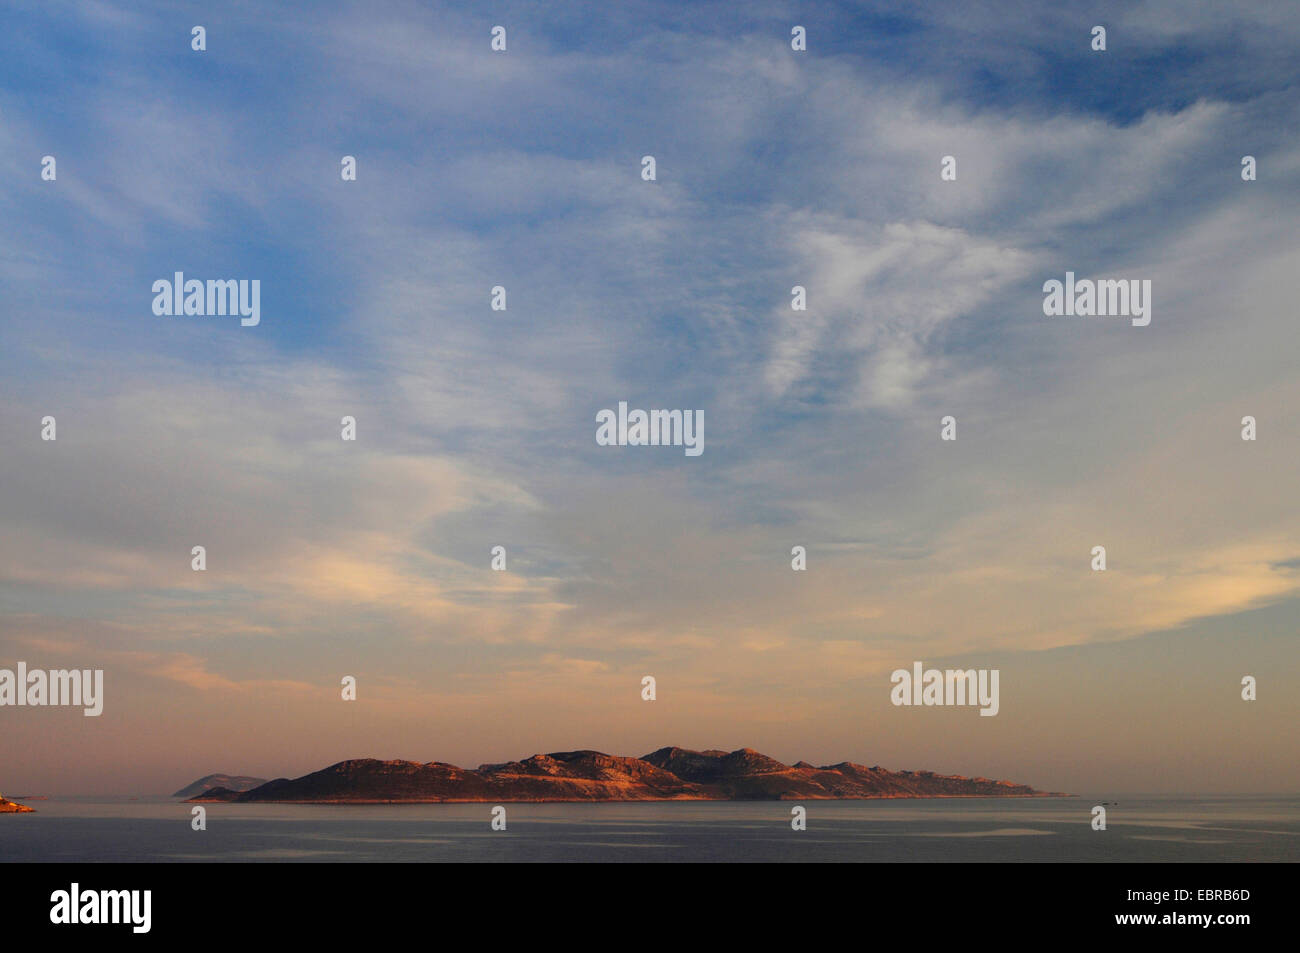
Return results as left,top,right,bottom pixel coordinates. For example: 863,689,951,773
3,1,1299,798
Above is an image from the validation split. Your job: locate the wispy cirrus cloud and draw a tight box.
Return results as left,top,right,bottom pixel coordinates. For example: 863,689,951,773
2,0,1298,792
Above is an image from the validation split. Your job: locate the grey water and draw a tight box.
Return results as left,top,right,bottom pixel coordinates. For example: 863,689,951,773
3,795,1298,862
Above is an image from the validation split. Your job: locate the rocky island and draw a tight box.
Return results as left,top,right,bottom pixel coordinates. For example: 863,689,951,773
188,746,1070,803
0,794,35,813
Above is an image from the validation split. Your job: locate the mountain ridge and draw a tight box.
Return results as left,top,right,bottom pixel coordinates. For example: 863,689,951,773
188,747,1071,803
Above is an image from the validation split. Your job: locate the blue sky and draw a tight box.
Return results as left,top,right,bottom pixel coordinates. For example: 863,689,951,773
2,1,1299,794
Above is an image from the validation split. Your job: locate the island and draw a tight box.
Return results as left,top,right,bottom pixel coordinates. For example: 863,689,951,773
0,794,35,813
187,746,1070,803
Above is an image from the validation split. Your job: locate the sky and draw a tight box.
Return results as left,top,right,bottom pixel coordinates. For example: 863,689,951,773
1,0,1298,796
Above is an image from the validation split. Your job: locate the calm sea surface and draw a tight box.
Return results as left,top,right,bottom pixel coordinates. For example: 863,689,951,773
3,795,1297,862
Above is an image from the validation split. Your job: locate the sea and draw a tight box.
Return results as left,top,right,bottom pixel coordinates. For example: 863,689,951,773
3,795,1297,862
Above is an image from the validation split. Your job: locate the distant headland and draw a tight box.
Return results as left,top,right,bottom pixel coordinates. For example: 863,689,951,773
172,774,268,799
186,747,1072,803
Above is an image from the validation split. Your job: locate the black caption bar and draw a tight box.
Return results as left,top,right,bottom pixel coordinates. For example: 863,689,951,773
1,862,1282,942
